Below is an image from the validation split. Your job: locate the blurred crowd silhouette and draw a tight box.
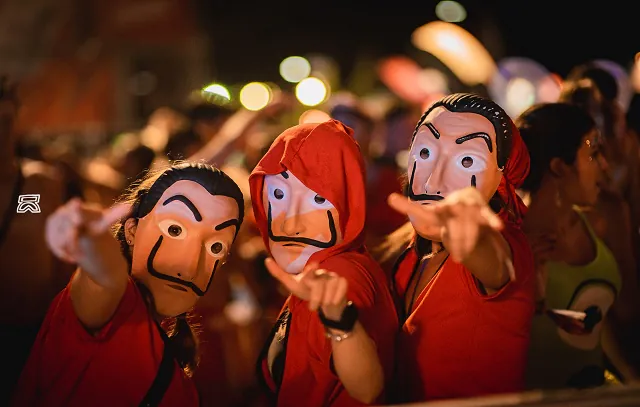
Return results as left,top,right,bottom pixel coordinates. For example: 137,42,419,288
2,3,640,405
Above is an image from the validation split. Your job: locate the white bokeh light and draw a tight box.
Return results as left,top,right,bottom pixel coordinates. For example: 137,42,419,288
295,77,328,106
279,56,312,83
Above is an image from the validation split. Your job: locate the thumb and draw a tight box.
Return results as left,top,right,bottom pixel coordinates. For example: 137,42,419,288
265,258,298,293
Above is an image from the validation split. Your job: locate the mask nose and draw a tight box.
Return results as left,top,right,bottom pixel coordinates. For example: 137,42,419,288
281,196,304,236
424,162,446,196
177,242,206,281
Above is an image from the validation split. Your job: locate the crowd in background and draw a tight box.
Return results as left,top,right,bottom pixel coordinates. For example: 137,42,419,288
1,57,640,406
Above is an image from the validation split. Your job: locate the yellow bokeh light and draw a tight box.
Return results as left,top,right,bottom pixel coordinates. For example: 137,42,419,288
280,56,312,83
201,83,231,100
295,77,328,107
412,21,496,86
239,82,271,111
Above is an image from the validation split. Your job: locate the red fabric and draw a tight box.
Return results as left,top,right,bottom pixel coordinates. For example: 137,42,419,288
12,277,198,407
497,123,530,225
249,120,399,406
393,222,535,403
366,164,406,236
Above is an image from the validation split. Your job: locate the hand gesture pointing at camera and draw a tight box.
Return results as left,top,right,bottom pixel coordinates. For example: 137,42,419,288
265,258,348,320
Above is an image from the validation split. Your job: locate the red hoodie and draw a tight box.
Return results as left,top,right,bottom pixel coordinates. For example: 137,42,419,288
249,120,398,407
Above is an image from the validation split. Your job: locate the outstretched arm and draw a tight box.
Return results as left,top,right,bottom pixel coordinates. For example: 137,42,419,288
45,199,131,330
265,259,383,404
188,94,291,165
388,188,514,293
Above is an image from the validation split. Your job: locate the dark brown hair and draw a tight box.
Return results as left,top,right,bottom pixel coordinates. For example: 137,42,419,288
114,161,244,376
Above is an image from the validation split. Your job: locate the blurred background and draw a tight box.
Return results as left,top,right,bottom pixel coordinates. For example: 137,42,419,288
1,1,639,406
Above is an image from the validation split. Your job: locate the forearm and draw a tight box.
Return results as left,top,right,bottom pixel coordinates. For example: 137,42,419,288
460,229,511,291
329,322,383,404
70,246,129,330
188,109,259,165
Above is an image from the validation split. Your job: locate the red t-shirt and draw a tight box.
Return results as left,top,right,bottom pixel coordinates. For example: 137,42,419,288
259,251,399,407
392,222,535,403
12,277,199,407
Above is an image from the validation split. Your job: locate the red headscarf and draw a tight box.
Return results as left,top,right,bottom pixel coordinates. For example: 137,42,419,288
497,121,530,225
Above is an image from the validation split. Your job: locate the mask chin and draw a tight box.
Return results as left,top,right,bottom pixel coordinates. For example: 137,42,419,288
154,295,194,318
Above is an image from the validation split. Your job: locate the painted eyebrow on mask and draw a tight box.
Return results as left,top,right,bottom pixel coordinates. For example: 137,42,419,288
215,218,239,231
162,195,202,222
280,171,289,179
421,122,440,139
455,132,493,153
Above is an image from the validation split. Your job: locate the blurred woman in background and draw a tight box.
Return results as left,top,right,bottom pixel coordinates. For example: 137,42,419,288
517,103,637,389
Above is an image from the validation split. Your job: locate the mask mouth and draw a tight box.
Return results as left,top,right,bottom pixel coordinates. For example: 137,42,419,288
267,202,337,249
167,283,188,292
283,243,305,248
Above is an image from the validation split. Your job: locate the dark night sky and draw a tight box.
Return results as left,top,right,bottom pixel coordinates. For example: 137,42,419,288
201,1,637,88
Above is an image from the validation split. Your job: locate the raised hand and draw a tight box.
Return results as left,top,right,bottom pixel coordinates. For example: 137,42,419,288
45,199,131,286
265,258,348,320
388,187,505,265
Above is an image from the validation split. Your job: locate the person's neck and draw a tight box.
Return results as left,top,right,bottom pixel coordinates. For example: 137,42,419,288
524,180,574,235
415,235,444,256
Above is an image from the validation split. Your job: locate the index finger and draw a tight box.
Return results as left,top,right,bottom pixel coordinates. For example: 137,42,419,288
88,203,133,234
387,193,438,224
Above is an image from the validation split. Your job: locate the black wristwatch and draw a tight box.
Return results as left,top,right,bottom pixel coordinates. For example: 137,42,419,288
318,301,358,332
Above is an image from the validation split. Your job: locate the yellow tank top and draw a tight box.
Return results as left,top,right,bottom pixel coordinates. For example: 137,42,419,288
526,206,621,390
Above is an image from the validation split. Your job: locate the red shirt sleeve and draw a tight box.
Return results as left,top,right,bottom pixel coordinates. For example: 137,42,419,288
12,276,140,406
463,222,535,301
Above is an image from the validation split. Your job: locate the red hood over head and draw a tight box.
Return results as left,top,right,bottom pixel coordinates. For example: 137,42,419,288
249,119,366,264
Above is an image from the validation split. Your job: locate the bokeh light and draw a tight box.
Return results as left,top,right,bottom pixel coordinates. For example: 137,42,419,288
412,21,496,86
418,68,450,94
632,53,640,93
488,57,561,118
239,82,271,111
279,56,311,83
202,83,231,100
435,1,467,23
505,78,536,118
295,77,328,106
592,59,633,111
299,109,331,124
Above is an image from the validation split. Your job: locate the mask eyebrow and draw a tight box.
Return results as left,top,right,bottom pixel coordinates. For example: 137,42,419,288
215,218,239,231
280,171,289,179
455,132,493,153
162,195,202,222
421,122,440,139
